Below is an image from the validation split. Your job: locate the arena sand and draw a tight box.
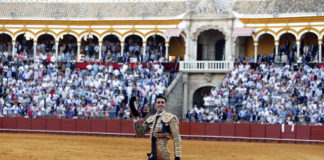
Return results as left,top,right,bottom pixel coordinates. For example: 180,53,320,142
0,133,323,160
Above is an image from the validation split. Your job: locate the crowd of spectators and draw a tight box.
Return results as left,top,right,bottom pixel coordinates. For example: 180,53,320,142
186,63,323,125
0,49,174,120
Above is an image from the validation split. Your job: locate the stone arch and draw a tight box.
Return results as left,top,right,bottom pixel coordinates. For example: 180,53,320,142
0,30,14,40
100,31,122,42
277,30,298,41
298,29,319,40
192,86,216,108
257,33,275,56
192,25,228,41
197,29,225,60
35,30,57,40
14,30,35,40
122,31,144,42
57,31,79,41
79,30,100,41
255,30,276,41
144,31,166,42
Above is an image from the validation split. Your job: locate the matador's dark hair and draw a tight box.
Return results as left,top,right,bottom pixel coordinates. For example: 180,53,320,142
155,95,167,103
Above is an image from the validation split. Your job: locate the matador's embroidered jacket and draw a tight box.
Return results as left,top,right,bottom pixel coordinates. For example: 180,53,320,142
134,112,181,160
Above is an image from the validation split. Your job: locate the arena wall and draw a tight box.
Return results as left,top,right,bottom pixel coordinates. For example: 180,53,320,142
0,117,323,144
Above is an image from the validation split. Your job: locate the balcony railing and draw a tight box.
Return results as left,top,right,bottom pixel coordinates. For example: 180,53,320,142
179,61,234,73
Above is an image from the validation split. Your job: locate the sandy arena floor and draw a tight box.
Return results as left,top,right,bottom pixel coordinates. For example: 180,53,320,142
0,133,323,160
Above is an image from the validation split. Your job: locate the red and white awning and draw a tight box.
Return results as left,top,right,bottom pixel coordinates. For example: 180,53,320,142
164,28,184,37
232,28,255,37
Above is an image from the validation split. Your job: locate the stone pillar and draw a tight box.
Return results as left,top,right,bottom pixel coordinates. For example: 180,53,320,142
191,41,196,61
225,36,233,61
99,41,102,61
254,41,258,63
33,40,37,60
165,43,169,62
143,42,146,56
275,40,279,56
77,41,81,62
319,40,322,62
296,40,300,61
182,73,188,119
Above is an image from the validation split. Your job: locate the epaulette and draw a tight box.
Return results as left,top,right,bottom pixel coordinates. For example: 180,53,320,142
162,112,176,123
145,115,155,123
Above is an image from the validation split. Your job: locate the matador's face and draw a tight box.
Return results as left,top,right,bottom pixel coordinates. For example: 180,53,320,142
155,98,166,114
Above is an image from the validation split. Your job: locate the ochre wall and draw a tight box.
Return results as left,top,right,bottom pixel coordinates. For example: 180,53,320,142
258,34,275,55
169,37,185,59
246,37,254,58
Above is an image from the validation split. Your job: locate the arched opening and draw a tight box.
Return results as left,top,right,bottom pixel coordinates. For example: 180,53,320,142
0,33,12,52
146,35,165,61
58,34,77,62
124,35,142,62
257,34,275,57
279,33,296,55
300,32,318,56
169,36,185,61
102,34,121,62
81,34,99,62
197,29,225,61
16,34,34,60
192,86,214,108
235,36,254,61
37,34,55,56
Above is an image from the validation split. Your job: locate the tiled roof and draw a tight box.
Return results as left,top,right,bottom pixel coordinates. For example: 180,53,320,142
233,0,323,14
0,1,190,19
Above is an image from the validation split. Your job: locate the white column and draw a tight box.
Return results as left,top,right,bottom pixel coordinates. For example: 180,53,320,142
254,43,258,63
12,42,15,55
184,42,189,61
143,44,146,56
275,42,279,56
296,42,300,61
319,41,322,62
99,43,102,61
182,73,188,119
77,42,81,62
55,42,58,63
33,41,37,60
165,44,169,62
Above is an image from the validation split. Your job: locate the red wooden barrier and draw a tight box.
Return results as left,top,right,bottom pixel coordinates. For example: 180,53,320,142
295,125,310,143
91,119,106,133
0,117,2,128
265,124,281,142
31,118,47,130
179,122,190,140
220,123,235,141
205,123,221,141
190,123,205,140
75,119,91,132
250,124,266,142
61,119,76,132
106,119,121,134
235,123,250,142
121,120,135,137
2,117,17,129
17,117,31,130
280,125,296,143
46,118,61,131
310,126,324,141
